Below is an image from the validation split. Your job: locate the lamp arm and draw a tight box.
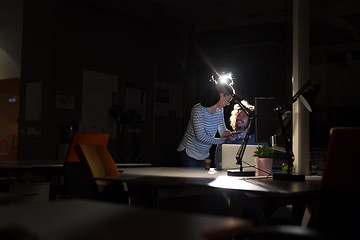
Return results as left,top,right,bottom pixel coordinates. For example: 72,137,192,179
273,81,312,174
276,108,294,174
228,93,256,172
231,93,254,118
276,81,311,114
235,115,254,171
223,87,256,172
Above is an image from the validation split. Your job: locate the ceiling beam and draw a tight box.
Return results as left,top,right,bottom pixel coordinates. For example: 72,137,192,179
323,15,360,41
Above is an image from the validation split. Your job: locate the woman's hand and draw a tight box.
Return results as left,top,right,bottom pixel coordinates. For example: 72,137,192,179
220,130,231,144
220,130,238,143
228,132,237,141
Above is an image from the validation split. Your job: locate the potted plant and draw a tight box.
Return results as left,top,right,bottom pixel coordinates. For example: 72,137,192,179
253,145,274,176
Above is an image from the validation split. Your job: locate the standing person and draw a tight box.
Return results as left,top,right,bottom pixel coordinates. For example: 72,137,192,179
177,75,236,168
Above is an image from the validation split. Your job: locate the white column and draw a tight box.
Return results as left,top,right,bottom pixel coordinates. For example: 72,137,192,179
292,0,310,175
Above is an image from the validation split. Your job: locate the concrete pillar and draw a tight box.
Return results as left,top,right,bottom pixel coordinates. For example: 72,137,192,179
292,0,310,175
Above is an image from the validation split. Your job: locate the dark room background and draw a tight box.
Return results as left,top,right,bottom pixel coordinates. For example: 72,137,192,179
1,0,359,168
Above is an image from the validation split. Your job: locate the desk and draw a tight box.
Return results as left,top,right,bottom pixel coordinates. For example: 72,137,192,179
116,163,152,168
0,160,64,179
0,161,65,201
0,161,150,172
0,160,63,169
0,199,252,240
96,167,321,224
99,167,321,197
208,175,321,197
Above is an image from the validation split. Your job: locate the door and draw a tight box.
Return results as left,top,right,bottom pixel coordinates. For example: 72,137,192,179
0,78,20,160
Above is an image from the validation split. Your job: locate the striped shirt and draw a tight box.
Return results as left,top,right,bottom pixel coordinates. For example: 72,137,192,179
177,103,227,160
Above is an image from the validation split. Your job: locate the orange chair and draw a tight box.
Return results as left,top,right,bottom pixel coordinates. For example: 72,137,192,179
64,132,109,198
75,144,128,203
321,127,360,192
311,127,360,238
65,132,109,163
236,127,360,239
287,127,360,239
74,144,120,185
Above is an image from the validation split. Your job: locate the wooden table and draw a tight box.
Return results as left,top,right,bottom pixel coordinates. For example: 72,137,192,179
0,199,252,240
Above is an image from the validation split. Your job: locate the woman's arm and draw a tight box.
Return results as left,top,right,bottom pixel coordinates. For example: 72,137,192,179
217,110,234,143
218,111,227,135
192,107,221,145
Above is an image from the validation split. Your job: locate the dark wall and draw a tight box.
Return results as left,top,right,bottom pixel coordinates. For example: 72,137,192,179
194,22,291,102
17,0,359,164
18,0,190,164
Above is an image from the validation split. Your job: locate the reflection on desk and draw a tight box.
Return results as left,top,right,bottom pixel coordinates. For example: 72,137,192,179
0,199,252,240
208,175,322,197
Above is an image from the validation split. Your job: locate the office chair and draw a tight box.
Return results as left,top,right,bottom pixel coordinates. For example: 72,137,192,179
309,127,360,239
321,127,360,192
75,144,128,204
65,132,109,163
235,127,360,240
64,132,109,198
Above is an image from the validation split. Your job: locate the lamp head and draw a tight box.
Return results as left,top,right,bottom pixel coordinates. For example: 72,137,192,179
299,81,321,112
299,95,312,112
218,73,233,86
217,72,235,98
200,73,235,107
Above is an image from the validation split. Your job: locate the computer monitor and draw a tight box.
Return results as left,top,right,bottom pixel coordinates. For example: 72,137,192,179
255,97,289,144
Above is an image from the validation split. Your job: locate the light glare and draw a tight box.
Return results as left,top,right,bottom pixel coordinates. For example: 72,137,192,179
219,73,233,85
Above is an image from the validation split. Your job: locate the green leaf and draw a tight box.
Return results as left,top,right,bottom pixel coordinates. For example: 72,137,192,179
253,145,274,158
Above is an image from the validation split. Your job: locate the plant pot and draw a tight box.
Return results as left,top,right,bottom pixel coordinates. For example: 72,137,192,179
254,157,273,176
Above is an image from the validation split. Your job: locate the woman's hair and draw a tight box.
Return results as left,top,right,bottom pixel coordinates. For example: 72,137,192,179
200,76,235,107
229,100,254,131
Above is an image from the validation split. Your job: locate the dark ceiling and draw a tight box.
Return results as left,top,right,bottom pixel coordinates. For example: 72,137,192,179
86,0,360,57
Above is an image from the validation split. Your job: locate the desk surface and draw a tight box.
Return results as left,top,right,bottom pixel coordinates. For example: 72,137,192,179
0,199,252,240
99,167,322,197
0,160,63,169
115,163,152,168
0,161,151,169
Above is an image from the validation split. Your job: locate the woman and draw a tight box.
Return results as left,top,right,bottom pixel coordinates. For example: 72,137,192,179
177,76,236,167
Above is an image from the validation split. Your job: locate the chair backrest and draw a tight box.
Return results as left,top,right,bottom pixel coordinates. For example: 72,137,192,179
75,144,120,186
321,127,360,192
65,132,109,163
311,127,360,238
64,132,109,198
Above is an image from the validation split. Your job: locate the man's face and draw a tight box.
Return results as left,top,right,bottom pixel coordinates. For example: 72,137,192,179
236,111,249,130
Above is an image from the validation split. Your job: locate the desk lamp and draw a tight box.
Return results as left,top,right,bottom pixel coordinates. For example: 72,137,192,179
272,80,318,181
226,95,256,176
217,74,256,177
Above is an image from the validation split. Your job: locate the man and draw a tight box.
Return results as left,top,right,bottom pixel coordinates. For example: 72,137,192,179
215,101,257,169
225,102,256,144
